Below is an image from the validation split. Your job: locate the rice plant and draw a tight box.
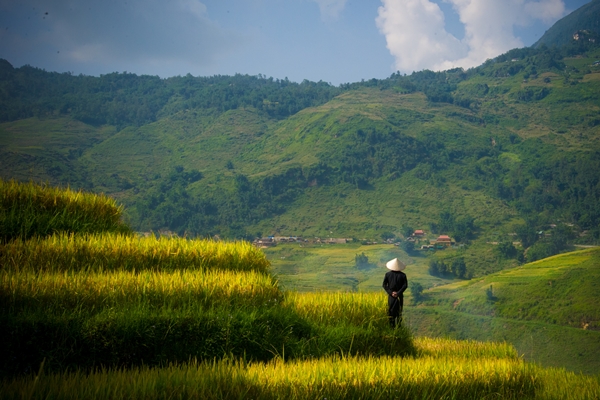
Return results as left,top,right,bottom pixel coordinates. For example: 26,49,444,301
285,291,385,327
0,232,271,273
2,269,282,315
0,179,130,243
0,352,549,400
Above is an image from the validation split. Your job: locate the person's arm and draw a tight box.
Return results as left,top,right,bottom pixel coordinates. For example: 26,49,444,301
382,273,393,296
397,274,408,295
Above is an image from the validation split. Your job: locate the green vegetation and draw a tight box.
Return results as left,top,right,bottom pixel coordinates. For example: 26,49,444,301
0,185,414,377
0,233,414,376
406,248,600,374
2,38,600,278
1,232,270,273
2,6,600,395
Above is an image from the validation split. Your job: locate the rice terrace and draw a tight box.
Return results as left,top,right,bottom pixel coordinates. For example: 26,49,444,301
3,1,600,397
1,179,599,399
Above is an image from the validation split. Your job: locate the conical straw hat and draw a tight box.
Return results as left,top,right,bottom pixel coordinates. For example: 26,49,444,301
386,258,406,271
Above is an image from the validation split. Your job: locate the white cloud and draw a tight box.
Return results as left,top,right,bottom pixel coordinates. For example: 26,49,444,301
311,0,348,19
377,0,566,74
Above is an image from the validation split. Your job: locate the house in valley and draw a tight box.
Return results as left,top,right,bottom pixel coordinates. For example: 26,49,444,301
435,235,453,248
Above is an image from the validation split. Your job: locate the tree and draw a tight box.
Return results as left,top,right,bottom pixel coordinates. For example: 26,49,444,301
439,211,455,233
496,241,517,259
486,285,496,301
400,240,415,255
381,231,396,241
411,282,424,304
515,224,538,248
401,226,414,239
451,257,467,279
355,252,369,268
428,260,440,276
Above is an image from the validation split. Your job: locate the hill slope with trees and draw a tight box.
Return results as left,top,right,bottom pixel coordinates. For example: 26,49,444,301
1,4,600,277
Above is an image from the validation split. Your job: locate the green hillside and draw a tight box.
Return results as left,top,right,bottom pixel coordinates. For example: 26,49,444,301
1,5,600,278
406,248,600,374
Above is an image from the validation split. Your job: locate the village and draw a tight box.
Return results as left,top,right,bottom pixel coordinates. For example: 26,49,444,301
252,229,457,250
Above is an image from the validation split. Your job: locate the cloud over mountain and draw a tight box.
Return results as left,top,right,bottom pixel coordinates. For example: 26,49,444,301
376,0,566,73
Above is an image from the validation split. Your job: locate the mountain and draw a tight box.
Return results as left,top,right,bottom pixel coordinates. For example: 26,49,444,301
1,29,600,278
534,0,600,48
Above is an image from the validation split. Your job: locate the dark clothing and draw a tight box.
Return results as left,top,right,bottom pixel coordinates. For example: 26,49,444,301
382,270,408,327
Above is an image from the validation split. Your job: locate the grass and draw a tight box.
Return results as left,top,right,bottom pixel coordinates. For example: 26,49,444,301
2,269,282,314
2,164,600,397
421,248,600,329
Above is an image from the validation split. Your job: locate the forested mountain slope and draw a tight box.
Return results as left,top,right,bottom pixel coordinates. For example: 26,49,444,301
1,22,600,276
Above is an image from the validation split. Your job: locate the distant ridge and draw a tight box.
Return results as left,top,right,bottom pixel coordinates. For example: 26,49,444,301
534,0,600,48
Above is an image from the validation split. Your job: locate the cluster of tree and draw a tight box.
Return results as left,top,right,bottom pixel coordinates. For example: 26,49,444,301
129,165,319,239
354,252,371,270
310,127,455,189
428,257,468,279
495,241,522,261
518,224,575,263
495,223,575,263
0,61,342,127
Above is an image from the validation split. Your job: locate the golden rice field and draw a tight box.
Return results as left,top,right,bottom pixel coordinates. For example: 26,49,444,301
1,232,270,273
2,268,281,314
0,179,121,219
2,181,599,399
2,338,598,400
0,179,130,242
285,291,385,326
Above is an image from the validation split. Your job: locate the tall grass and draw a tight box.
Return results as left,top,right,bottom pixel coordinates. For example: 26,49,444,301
282,291,416,359
414,337,520,359
1,232,271,273
0,179,130,243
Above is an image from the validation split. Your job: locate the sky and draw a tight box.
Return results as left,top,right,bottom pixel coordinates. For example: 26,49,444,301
0,0,592,85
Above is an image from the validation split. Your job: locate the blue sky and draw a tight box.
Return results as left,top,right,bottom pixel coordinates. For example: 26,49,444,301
0,0,592,85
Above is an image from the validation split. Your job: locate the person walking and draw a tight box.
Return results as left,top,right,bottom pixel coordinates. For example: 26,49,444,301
382,258,408,328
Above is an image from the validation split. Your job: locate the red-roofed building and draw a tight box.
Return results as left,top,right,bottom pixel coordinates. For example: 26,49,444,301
435,235,453,247
413,230,425,237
